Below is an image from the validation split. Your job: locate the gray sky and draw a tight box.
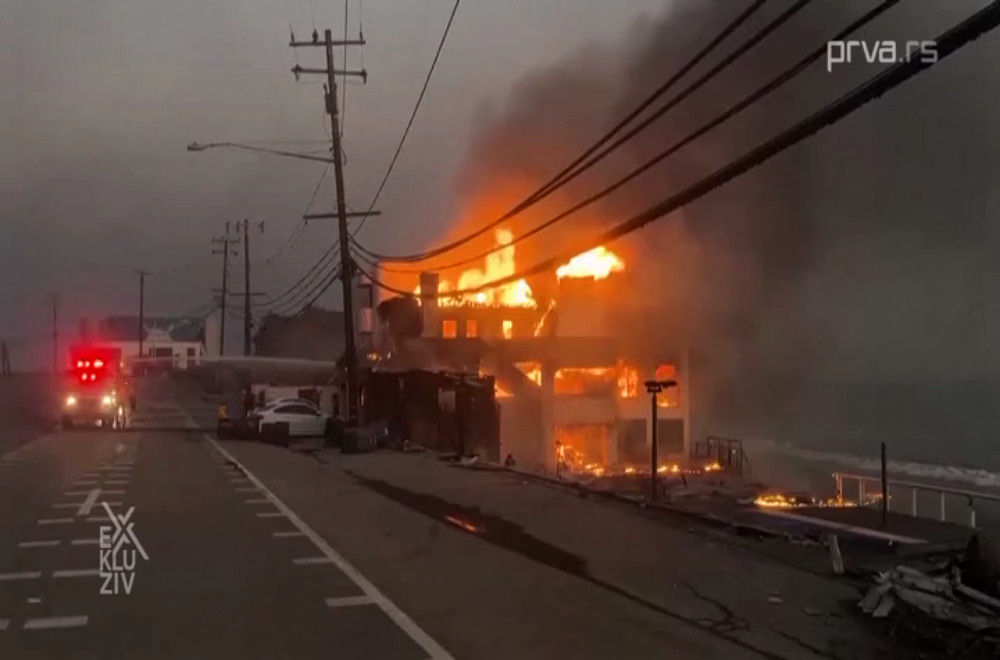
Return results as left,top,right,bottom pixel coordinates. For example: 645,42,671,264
2,0,999,383
0,0,665,362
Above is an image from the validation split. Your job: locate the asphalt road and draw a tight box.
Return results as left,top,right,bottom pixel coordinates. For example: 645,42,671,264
0,400,445,659
0,379,902,660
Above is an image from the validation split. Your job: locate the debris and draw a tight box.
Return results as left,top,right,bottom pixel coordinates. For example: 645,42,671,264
859,564,1000,655
768,596,783,604
460,455,478,466
829,533,845,576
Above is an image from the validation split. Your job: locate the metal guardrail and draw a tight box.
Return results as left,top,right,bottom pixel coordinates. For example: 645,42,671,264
834,471,1000,528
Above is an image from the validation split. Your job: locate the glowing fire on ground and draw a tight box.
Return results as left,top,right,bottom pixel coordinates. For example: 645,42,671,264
755,493,860,509
413,229,624,308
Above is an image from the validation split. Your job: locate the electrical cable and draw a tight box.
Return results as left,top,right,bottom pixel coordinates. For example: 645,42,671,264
354,0,779,261
266,165,330,267
364,0,899,275
352,0,462,239
353,0,997,299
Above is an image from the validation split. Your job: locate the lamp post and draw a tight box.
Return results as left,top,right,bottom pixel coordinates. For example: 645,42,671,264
644,379,678,501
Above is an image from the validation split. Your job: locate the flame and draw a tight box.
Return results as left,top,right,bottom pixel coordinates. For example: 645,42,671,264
413,229,537,308
556,246,625,280
703,462,723,472
516,362,542,385
617,363,639,399
410,229,625,309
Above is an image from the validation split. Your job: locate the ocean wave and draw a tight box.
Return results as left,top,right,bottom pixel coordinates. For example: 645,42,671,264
775,445,1000,489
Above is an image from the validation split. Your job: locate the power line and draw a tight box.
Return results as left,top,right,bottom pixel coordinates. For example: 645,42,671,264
363,0,896,276
355,0,781,262
352,0,461,239
256,245,340,310
265,164,330,267
355,0,999,300
342,0,350,138
268,263,343,316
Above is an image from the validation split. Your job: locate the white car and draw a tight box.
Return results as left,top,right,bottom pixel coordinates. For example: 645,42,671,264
258,397,319,412
253,402,329,437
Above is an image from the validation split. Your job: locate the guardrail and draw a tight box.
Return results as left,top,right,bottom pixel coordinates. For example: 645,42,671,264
833,471,1000,528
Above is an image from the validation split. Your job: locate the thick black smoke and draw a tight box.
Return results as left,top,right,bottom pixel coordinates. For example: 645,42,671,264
453,0,1000,440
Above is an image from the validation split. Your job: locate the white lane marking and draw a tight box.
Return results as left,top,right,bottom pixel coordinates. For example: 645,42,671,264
24,616,89,630
18,541,60,548
37,519,74,525
294,557,335,565
52,503,84,509
0,572,42,581
85,516,111,523
256,512,285,518
104,480,130,485
325,596,375,607
273,531,306,538
236,487,260,493
53,569,100,578
71,538,99,546
77,489,101,516
73,481,98,486
245,498,272,504
27,598,42,604
206,434,455,660
0,619,8,631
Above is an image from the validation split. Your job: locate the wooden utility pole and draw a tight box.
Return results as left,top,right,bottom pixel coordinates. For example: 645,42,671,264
51,294,59,374
212,227,238,356
236,219,266,356
289,28,368,423
137,270,147,358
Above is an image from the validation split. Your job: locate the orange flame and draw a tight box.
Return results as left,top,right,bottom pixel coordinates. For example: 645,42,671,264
556,246,625,280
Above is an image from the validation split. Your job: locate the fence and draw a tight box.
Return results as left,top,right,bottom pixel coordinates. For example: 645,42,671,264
693,436,751,475
833,471,1000,528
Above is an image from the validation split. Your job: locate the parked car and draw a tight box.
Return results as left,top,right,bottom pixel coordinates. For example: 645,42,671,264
256,397,319,412
250,403,329,439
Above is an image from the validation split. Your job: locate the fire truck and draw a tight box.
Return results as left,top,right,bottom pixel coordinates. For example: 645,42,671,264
59,344,130,430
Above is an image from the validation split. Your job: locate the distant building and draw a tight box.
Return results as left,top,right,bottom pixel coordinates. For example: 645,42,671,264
90,316,206,370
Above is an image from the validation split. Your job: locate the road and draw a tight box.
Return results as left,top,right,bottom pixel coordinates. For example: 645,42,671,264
0,379,900,659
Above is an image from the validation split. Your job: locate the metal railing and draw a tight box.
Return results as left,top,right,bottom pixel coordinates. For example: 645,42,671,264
694,436,751,476
833,471,1000,528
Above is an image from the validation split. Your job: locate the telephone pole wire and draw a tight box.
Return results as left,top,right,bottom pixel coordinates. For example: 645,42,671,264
290,27,369,423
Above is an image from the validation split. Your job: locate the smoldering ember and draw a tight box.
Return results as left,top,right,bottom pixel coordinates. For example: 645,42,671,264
3,1,1000,659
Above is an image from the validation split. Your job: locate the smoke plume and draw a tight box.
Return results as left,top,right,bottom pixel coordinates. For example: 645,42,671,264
442,0,1000,436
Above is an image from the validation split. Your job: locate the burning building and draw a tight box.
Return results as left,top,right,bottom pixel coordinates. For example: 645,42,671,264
368,229,691,475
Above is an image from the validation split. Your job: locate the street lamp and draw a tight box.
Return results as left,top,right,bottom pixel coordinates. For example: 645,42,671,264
644,378,678,501
186,141,336,165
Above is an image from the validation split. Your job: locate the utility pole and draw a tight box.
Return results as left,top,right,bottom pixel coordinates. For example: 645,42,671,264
289,27,368,423
50,294,59,375
136,270,147,358
212,228,238,356
235,219,266,356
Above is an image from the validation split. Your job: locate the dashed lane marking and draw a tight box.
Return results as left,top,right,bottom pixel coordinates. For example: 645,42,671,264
77,489,102,516
256,512,285,518
325,596,375,608
53,569,100,578
0,572,42,581
206,434,455,660
24,615,89,630
273,531,306,538
294,557,335,565
236,487,260,493
104,480,130,485
37,519,74,526
18,541,60,548
70,539,99,546
245,498,272,504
